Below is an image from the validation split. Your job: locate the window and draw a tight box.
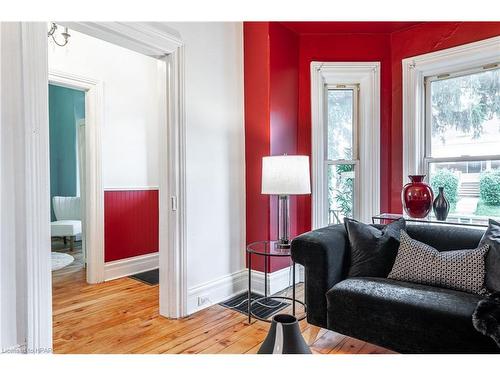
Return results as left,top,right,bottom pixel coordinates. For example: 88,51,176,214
424,64,500,223
326,86,359,224
311,62,380,228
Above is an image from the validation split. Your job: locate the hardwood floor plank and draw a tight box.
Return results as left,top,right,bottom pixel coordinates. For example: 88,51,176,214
52,259,395,354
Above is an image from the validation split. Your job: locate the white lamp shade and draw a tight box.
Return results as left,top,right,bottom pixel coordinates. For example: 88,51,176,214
261,155,311,195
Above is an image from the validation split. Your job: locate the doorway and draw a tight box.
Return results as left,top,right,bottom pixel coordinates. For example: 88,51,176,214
21,22,189,352
48,83,86,276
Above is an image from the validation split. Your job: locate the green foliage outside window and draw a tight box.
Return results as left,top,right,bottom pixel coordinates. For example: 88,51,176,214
479,169,500,205
431,69,500,144
328,163,354,221
430,168,459,205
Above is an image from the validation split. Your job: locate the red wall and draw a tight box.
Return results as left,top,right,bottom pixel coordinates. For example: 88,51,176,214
389,22,500,212
244,22,271,272
269,23,299,272
296,32,393,234
244,22,299,272
104,190,159,262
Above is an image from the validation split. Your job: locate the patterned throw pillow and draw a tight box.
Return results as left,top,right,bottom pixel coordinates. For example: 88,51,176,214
388,230,489,294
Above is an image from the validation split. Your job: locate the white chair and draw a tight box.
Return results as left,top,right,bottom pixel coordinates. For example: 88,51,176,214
51,196,82,251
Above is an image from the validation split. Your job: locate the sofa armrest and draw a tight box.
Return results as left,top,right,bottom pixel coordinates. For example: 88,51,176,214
291,224,349,328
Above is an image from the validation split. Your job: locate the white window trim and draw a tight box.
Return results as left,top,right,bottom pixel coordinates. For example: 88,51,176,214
311,62,380,228
402,36,500,184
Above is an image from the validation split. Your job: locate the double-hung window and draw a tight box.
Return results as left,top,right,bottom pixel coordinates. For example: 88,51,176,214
326,85,359,224
424,64,500,223
311,62,380,228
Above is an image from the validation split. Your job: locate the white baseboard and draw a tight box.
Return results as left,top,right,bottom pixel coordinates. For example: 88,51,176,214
187,270,247,315
104,252,159,281
186,264,305,315
251,265,304,296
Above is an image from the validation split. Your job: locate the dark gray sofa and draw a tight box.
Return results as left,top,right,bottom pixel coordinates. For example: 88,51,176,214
291,224,500,353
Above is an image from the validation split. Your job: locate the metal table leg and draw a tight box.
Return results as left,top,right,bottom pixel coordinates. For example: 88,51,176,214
293,261,296,316
264,241,269,299
264,253,268,298
248,252,251,324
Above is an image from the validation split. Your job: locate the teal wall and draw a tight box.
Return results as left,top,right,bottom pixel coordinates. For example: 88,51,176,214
49,84,85,221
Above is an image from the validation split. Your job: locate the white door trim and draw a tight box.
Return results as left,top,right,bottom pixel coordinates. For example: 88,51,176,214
310,61,380,227
21,22,53,354
48,70,105,284
25,22,187,353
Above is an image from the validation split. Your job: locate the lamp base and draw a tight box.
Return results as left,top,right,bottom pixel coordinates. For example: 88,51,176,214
276,240,291,249
278,195,290,248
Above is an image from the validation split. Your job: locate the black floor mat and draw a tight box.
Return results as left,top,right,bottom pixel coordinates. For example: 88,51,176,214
129,268,159,285
220,292,289,319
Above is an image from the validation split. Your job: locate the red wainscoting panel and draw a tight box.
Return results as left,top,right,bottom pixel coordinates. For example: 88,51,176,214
104,190,159,262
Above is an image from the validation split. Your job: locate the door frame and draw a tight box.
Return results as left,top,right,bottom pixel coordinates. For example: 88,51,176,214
27,22,188,352
48,70,104,284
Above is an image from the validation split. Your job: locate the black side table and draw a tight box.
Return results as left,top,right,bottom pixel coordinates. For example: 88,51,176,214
246,240,306,324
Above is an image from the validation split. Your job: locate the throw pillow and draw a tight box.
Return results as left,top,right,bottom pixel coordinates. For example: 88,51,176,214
479,219,500,292
344,218,406,278
388,230,489,294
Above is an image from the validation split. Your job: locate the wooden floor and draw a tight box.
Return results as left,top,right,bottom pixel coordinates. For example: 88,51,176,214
52,258,394,354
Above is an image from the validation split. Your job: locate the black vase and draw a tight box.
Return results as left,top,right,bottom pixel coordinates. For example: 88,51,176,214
433,187,450,221
258,314,311,354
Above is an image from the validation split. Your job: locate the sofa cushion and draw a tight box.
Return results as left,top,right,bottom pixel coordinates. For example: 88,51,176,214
326,277,499,353
344,218,406,278
388,230,488,294
479,219,500,292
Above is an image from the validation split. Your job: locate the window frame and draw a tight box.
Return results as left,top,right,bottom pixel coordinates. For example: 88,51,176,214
324,84,360,223
423,64,500,171
403,36,500,182
310,61,380,228
402,36,500,223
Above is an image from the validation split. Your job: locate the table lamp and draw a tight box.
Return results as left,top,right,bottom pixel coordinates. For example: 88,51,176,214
261,155,311,248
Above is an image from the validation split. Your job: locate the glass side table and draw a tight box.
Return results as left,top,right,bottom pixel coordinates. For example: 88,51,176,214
246,240,306,324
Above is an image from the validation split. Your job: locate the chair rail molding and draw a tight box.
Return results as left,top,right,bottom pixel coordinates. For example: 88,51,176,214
402,36,500,184
310,61,381,227
21,21,187,353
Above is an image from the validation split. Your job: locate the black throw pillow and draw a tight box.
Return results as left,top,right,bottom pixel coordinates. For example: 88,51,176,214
479,219,500,292
344,218,406,278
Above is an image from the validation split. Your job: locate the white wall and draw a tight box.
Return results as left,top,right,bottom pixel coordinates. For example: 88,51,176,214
48,29,160,189
164,23,246,312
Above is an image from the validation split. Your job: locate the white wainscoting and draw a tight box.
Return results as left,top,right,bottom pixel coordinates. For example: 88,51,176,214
103,252,159,281
186,265,305,315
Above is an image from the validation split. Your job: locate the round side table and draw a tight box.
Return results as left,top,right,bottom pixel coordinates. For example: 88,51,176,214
246,240,306,324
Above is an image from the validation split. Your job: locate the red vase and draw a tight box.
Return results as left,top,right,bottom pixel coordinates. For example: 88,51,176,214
401,175,434,218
